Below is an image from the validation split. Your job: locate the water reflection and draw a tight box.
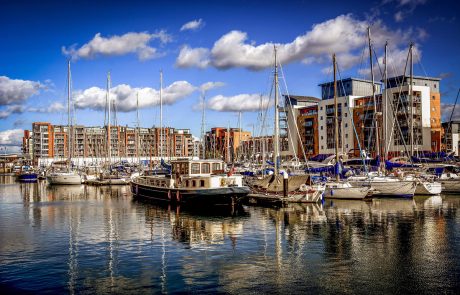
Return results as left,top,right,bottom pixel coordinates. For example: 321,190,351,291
0,180,459,294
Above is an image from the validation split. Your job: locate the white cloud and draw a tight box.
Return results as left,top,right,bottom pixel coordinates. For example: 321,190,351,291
175,45,210,68
0,76,43,106
62,31,172,61
73,81,196,112
0,129,23,147
177,14,422,71
28,102,65,113
199,81,225,92
0,105,25,119
206,94,272,112
180,19,204,31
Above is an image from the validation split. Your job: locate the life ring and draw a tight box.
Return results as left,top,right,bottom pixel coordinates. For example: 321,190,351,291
220,178,226,187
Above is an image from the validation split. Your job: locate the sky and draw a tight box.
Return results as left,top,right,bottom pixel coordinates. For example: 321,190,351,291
1,0,459,152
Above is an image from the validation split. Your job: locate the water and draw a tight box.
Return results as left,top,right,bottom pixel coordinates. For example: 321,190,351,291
0,176,459,294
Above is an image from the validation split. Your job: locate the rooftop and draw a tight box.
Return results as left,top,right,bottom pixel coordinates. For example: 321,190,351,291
386,75,441,81
283,95,321,102
318,77,383,86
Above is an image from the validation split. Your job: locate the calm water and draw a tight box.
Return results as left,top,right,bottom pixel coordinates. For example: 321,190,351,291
0,176,459,294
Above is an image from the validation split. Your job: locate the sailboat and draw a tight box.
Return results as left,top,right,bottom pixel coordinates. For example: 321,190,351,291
96,72,130,185
324,54,370,200
347,28,416,198
247,47,325,203
47,60,83,185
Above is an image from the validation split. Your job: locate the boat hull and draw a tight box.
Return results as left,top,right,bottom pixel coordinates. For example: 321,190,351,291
440,180,460,194
18,173,38,182
131,181,250,206
415,181,442,195
324,186,369,200
47,173,82,185
349,179,416,198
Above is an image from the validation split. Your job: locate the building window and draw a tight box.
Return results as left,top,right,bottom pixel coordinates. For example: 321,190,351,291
345,113,348,117
345,134,348,138
320,126,323,130
321,136,323,140
346,144,349,148
344,102,348,107
345,123,348,128
321,146,324,150
432,96,435,100
320,116,323,120
191,163,200,174
434,84,437,88
320,106,323,110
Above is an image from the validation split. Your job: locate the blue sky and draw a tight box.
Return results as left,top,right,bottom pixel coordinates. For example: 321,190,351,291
0,0,459,152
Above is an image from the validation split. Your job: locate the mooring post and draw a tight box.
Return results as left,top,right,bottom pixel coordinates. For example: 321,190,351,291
283,171,288,198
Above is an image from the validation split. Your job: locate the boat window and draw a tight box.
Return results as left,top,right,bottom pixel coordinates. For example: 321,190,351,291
185,180,189,187
200,180,205,187
191,163,200,174
202,163,210,174
192,180,196,187
212,163,220,172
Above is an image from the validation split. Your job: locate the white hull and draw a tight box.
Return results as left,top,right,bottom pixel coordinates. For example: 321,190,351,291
47,173,82,185
324,182,370,200
415,181,442,195
440,180,460,193
349,178,416,198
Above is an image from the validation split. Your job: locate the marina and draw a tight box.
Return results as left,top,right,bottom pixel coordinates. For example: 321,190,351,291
1,0,460,293
0,177,459,293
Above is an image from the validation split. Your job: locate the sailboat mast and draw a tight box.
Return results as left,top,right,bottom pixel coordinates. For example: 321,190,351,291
238,111,242,161
384,41,388,160
159,70,163,159
367,27,380,160
333,54,339,182
201,91,206,159
107,72,111,164
67,59,72,172
273,46,280,175
136,92,140,164
409,43,414,156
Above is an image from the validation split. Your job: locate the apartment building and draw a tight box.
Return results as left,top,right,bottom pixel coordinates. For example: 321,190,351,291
24,123,194,164
286,76,441,159
204,127,251,161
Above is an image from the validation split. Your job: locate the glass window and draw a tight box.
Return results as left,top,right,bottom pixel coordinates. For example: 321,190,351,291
212,163,220,172
191,163,200,174
201,163,210,173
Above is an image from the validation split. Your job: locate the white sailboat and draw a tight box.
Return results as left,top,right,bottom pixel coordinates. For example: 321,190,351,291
324,53,370,200
345,29,418,198
47,60,82,185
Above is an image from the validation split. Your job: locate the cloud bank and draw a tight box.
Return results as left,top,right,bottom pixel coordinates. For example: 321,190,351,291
206,94,271,112
0,76,43,106
62,31,172,61
176,14,425,73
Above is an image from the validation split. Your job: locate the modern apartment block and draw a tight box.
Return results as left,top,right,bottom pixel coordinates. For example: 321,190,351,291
284,76,442,159
23,123,194,164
